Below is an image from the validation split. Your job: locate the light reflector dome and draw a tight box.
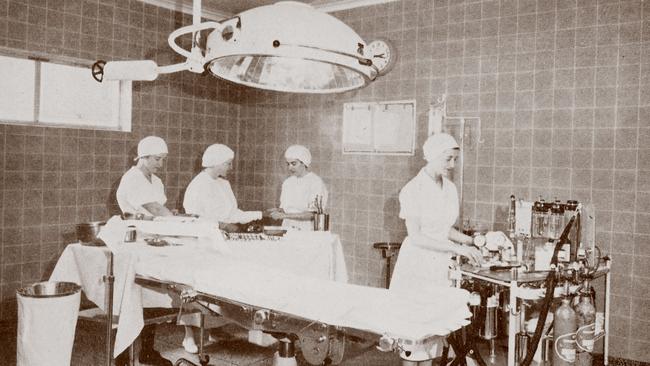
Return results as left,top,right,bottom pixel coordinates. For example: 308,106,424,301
205,1,377,93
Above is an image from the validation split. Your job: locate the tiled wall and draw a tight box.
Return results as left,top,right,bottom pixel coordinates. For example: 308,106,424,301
233,0,650,362
0,0,240,323
1,0,649,363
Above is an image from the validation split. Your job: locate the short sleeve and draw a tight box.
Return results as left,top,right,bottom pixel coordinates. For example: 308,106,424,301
398,180,420,220
183,177,203,216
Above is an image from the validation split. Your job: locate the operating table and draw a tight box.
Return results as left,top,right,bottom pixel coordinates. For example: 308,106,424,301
52,217,473,365
133,248,473,365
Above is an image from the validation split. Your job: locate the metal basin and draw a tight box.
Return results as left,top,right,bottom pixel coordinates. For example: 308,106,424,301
76,221,106,246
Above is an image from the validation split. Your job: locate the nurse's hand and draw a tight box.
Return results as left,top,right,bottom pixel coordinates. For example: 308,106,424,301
458,245,483,266
219,223,240,233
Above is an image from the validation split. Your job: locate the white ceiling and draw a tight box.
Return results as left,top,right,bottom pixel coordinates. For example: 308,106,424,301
139,0,398,20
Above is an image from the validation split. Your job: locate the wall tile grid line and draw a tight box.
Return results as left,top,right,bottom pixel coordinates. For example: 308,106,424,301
0,0,242,324
1,0,650,362
231,0,649,362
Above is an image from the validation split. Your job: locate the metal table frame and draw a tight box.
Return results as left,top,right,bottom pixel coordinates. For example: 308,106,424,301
134,275,464,365
451,261,611,366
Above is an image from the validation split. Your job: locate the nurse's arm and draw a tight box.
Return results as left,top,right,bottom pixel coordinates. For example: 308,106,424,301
142,202,174,216
448,227,474,245
404,219,459,252
277,211,314,221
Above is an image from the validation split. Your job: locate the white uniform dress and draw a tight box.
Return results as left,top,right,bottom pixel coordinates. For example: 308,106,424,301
183,171,261,224
116,166,167,216
390,168,459,292
279,172,328,231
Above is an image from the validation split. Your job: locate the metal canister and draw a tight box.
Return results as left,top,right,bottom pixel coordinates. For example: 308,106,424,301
574,286,596,366
553,297,577,366
542,335,553,362
515,332,530,364
481,290,498,340
124,225,136,242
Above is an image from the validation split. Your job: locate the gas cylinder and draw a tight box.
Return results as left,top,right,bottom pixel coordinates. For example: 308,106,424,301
574,287,596,366
553,297,577,366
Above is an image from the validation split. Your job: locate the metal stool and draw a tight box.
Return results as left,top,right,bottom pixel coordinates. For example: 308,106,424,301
372,242,402,289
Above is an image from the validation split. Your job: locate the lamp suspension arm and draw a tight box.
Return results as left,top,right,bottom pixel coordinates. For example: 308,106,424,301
156,62,195,75
168,22,223,60
193,0,201,27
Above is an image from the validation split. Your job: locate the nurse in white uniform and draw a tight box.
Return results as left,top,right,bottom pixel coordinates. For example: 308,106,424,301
390,133,482,366
116,136,174,217
181,144,263,352
184,144,262,231
115,136,173,366
270,145,328,230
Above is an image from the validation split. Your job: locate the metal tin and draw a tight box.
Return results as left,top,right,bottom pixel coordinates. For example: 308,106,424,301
313,213,329,231
124,225,136,242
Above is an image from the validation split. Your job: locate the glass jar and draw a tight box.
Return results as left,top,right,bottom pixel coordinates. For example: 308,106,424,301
547,200,564,239
531,200,547,238
564,199,579,222
564,199,580,261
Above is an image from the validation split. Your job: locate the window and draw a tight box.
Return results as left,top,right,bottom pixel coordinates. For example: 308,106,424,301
0,56,35,122
0,54,131,131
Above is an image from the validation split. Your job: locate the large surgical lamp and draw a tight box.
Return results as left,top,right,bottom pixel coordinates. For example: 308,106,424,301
92,1,392,93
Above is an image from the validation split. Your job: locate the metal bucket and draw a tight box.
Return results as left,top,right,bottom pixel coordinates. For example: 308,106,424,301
17,281,81,366
17,281,81,298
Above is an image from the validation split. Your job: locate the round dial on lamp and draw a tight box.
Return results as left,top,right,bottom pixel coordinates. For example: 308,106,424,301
367,39,396,76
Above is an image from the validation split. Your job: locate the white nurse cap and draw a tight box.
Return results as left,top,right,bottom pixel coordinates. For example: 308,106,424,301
423,133,459,162
284,145,312,167
202,144,234,167
136,136,168,159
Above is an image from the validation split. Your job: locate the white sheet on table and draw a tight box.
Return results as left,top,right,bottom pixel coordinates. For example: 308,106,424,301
225,232,347,283
50,244,175,357
98,215,230,254
135,250,471,341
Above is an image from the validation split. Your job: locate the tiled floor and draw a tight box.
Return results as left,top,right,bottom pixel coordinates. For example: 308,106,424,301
1,321,618,366
1,321,403,366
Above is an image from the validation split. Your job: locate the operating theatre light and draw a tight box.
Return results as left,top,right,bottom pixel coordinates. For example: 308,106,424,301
92,1,391,94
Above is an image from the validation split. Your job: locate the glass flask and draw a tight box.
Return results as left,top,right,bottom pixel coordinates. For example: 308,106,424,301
547,200,564,239
531,199,547,238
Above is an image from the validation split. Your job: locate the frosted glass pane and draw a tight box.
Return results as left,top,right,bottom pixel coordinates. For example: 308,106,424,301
0,55,35,122
39,62,120,127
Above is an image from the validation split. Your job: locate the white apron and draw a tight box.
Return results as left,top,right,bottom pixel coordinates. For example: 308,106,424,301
390,170,459,291
388,170,459,362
